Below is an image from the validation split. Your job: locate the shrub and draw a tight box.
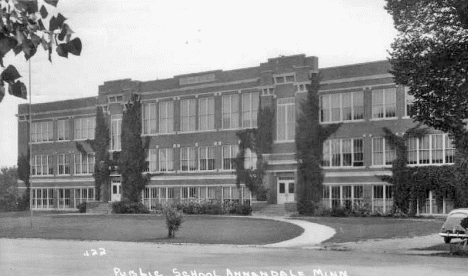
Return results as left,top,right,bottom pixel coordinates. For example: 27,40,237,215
163,204,183,238
297,200,319,215
111,201,149,214
77,202,87,213
347,203,371,217
234,204,252,215
330,206,348,217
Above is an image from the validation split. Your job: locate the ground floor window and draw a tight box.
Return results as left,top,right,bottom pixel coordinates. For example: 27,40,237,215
74,188,95,208
372,184,393,214
417,190,454,215
31,188,54,209
31,186,94,210
322,185,364,210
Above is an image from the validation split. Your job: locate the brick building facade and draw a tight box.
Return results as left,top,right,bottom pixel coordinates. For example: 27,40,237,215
17,54,455,215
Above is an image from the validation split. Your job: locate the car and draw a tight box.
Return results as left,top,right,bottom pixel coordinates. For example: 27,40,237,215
439,208,468,243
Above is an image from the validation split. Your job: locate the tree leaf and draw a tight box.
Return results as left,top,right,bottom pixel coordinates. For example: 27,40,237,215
8,80,27,99
37,19,45,31
0,85,4,103
1,65,22,82
22,39,37,60
56,43,68,58
39,5,48,19
49,16,58,32
58,26,67,41
13,44,22,55
30,34,41,48
15,28,25,45
44,0,59,7
67,37,82,56
16,0,38,14
56,13,66,28
48,47,52,62
0,35,18,57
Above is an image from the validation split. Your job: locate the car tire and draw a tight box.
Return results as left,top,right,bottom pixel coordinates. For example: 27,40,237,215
444,236,451,244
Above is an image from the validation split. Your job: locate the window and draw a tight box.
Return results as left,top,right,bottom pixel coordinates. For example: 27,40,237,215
277,98,295,141
372,137,396,166
320,92,364,123
244,148,257,170
74,153,95,175
74,188,95,208
199,146,215,171
57,119,69,141
405,87,415,117
146,149,157,172
31,188,54,209
108,95,123,103
222,94,239,129
198,97,215,131
372,88,396,119
322,138,364,167
406,134,454,165
74,117,95,140
274,74,295,84
242,92,259,128
111,114,122,151
159,101,174,134
31,121,53,142
142,103,157,135
222,145,239,170
180,98,196,132
31,155,53,176
57,154,70,175
159,148,174,172
180,147,197,171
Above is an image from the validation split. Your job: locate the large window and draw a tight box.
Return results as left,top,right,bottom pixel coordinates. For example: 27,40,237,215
111,114,122,151
57,119,69,141
31,155,53,176
57,154,70,175
74,153,95,175
372,88,396,119
199,146,215,171
407,134,454,165
222,145,239,170
322,185,364,210
242,92,259,128
159,101,174,134
74,188,95,208
405,87,415,117
146,149,157,172
31,121,53,142
180,147,197,171
372,137,396,166
142,103,157,135
320,92,364,123
180,99,196,132
198,97,215,131
222,94,239,129
159,148,174,172
322,138,364,167
31,188,54,209
74,117,95,140
244,148,257,170
277,98,295,141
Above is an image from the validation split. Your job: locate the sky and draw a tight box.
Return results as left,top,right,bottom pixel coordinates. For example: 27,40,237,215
0,0,397,168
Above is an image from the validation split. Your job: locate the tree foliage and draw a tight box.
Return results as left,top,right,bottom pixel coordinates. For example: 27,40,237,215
295,73,340,215
0,0,82,103
16,151,29,210
0,166,17,211
119,94,150,203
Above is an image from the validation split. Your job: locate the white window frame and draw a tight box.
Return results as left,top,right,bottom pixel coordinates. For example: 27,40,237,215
404,87,415,118
74,153,95,175
406,134,454,166
372,137,396,166
74,117,95,140
322,138,364,168
273,73,295,84
159,101,174,134
371,88,397,119
57,119,69,141
320,92,364,123
111,114,122,151
242,92,259,128
198,97,215,131
243,148,257,170
199,146,215,171
158,148,174,172
31,121,53,143
142,102,157,135
57,153,70,175
276,98,295,142
180,147,197,172
180,98,197,132
222,94,239,129
222,145,239,171
30,155,54,176
146,149,158,172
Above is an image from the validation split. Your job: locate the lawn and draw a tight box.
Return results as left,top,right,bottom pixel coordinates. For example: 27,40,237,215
0,212,304,245
296,216,444,243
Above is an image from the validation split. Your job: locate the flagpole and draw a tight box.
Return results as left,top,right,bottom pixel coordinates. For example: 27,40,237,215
29,58,33,228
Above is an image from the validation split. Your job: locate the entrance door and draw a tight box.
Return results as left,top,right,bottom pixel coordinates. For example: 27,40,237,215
111,177,121,202
277,179,295,204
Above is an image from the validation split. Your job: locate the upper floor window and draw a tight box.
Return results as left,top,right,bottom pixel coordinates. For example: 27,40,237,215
222,94,239,129
274,74,295,84
146,149,157,172
74,153,95,175
199,146,215,171
74,117,95,140
222,145,239,170
159,101,174,134
180,147,197,171
242,92,259,128
159,148,174,172
108,95,123,103
277,98,295,142
244,148,257,170
31,121,53,143
407,134,454,165
372,88,396,119
111,114,122,151
31,155,53,176
322,138,364,167
57,119,70,141
142,103,157,135
320,92,364,123
57,153,70,175
372,137,396,166
198,97,215,131
180,98,196,132
405,87,415,117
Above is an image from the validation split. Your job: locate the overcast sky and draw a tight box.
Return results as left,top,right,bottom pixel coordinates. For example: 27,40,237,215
0,0,397,168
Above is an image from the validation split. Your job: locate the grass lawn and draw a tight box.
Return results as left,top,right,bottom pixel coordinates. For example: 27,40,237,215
0,211,303,245
295,216,444,243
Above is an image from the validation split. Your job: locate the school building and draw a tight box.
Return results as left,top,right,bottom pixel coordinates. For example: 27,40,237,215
17,54,455,215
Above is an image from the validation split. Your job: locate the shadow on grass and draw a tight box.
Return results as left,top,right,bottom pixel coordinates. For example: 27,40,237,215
414,241,468,258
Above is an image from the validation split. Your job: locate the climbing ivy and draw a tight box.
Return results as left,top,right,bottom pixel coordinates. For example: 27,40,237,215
234,103,274,200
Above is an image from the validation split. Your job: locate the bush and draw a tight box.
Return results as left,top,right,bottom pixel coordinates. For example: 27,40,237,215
77,202,86,213
163,204,183,238
297,200,319,215
111,201,150,214
347,203,371,217
330,206,348,217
